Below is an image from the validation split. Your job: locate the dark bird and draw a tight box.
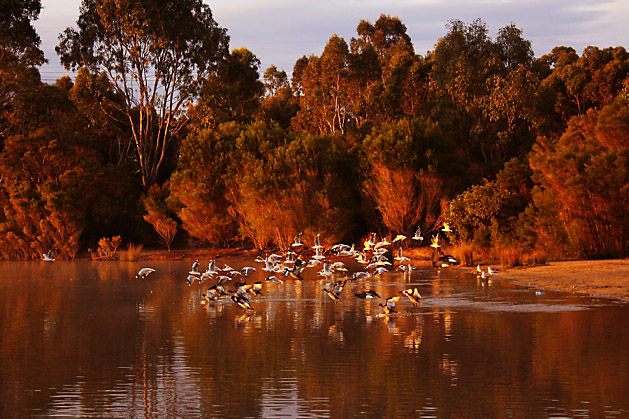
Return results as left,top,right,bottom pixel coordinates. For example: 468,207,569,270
231,294,254,311
355,286,381,299
284,258,306,280
208,284,228,296
323,280,347,301
245,282,263,296
201,288,220,304
401,288,422,306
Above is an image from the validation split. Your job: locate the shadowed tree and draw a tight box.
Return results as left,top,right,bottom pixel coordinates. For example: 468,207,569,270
189,48,264,129
362,117,448,237
528,98,629,258
0,0,45,144
260,65,299,129
57,0,229,188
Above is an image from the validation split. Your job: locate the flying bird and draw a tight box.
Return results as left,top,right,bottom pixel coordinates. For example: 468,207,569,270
136,267,155,278
355,286,381,299
401,288,422,306
379,296,401,314
231,294,254,311
189,260,201,275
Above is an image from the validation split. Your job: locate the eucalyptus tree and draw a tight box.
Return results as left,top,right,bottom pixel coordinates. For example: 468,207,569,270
57,0,230,188
0,0,45,143
189,48,264,129
292,36,351,135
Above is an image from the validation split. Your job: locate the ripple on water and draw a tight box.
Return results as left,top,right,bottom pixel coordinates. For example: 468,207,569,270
424,296,591,312
260,375,327,418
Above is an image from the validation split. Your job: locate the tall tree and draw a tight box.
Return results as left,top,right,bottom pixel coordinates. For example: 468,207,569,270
0,0,45,67
0,0,45,144
57,0,229,188
260,65,299,129
293,36,359,134
189,48,264,129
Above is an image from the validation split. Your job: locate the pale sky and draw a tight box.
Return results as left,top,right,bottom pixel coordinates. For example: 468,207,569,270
35,0,629,83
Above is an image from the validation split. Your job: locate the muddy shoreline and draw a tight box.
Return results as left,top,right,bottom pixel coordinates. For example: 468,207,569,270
497,259,629,303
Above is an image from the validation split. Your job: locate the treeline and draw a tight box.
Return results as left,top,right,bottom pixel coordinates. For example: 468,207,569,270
0,1,627,260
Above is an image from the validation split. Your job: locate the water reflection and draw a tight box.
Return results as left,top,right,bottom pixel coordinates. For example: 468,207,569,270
0,259,627,417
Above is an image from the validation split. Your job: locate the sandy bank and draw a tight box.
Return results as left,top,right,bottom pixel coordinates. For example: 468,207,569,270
498,259,629,302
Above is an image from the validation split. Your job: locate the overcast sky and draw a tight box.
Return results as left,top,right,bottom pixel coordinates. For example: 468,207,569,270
35,0,629,83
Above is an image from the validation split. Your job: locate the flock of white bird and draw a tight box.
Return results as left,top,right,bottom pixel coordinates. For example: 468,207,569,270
132,223,497,314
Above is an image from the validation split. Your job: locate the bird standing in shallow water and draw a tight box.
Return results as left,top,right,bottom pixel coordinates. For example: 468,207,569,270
412,226,423,241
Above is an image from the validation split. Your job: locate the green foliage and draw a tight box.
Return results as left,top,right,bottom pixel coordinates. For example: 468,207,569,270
445,157,533,247
93,236,122,260
190,48,265,129
362,117,448,236
0,12,627,261
0,80,141,259
227,128,360,249
142,183,178,251
57,0,230,187
0,0,45,67
168,124,242,247
529,100,629,258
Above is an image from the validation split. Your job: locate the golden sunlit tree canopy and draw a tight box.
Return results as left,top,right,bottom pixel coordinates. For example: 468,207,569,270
0,7,627,259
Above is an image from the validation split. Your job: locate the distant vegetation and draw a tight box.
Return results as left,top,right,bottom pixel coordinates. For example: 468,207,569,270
1,0,627,260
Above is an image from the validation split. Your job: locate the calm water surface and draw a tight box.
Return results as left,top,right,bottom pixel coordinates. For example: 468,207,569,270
0,258,628,418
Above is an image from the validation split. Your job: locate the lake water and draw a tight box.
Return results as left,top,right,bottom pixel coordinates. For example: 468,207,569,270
0,258,627,418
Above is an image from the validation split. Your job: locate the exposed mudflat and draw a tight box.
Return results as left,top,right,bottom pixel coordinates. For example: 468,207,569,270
499,259,629,302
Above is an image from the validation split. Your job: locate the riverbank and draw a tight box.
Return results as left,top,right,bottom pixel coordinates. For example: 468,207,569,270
497,259,629,302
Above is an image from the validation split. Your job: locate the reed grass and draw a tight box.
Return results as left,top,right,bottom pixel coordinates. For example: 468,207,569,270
449,243,475,267
522,249,549,266
499,246,522,268
119,243,143,261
